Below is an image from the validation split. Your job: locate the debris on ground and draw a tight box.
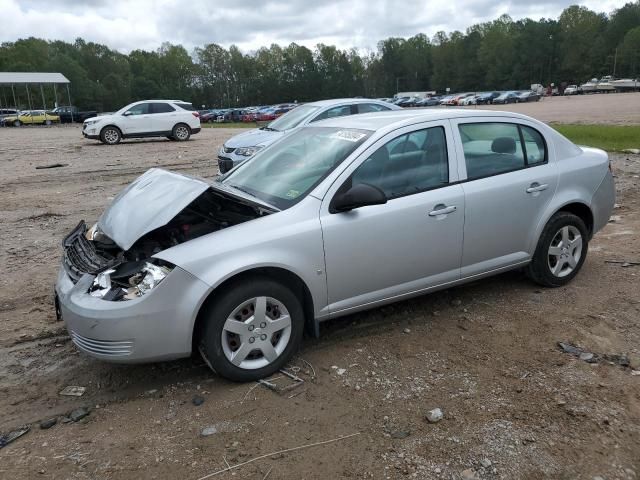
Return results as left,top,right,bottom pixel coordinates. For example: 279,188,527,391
35,163,69,169
426,408,444,423
622,148,640,154
403,328,411,334
201,426,218,437
0,425,30,449
192,395,205,406
68,407,90,422
480,458,492,468
605,260,640,267
40,418,57,429
59,386,86,397
558,342,630,367
258,368,305,394
461,467,478,479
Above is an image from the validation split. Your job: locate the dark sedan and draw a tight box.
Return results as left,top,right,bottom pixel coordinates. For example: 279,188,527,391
518,91,541,102
492,92,519,104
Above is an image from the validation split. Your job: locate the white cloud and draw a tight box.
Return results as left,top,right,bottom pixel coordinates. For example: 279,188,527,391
0,0,631,53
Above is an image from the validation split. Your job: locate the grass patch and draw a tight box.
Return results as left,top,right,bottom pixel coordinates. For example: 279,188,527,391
202,122,255,129
551,124,640,152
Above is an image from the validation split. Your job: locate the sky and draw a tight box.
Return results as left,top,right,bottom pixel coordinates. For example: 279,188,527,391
0,0,630,54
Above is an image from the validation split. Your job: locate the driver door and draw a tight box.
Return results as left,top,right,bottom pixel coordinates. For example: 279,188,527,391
119,103,151,134
319,122,465,315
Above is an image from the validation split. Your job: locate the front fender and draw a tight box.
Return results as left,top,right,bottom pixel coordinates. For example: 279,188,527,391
154,196,328,320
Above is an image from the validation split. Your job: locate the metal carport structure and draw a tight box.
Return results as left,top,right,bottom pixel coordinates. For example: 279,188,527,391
0,72,73,121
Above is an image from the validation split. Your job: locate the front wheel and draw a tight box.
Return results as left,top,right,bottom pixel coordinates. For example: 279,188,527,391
526,212,588,287
199,277,304,382
100,126,121,145
13,120,21,127
172,123,191,141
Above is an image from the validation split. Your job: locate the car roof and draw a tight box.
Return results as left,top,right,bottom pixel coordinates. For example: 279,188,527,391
312,108,541,132
307,98,394,107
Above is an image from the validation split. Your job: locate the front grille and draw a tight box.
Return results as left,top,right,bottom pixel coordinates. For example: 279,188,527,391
223,146,235,154
62,221,118,283
218,157,234,174
70,331,133,357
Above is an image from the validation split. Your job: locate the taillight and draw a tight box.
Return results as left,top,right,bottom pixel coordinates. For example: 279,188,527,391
192,112,200,118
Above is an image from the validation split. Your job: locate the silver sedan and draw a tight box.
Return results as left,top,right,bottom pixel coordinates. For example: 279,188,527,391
56,109,615,381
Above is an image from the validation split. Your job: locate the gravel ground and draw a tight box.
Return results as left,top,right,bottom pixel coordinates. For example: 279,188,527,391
0,101,639,479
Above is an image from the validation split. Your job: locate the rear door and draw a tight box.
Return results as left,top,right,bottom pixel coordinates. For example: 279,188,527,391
119,103,151,134
149,102,176,132
450,118,558,276
319,121,465,315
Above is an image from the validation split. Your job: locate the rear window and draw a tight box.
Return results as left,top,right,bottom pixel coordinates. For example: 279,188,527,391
174,102,195,111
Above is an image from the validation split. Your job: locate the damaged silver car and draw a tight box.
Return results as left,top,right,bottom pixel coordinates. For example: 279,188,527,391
56,110,615,381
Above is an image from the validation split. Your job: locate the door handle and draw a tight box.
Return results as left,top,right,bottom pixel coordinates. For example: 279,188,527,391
526,182,548,193
429,204,456,216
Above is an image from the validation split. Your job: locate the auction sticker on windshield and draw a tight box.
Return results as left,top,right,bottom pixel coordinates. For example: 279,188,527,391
329,130,368,142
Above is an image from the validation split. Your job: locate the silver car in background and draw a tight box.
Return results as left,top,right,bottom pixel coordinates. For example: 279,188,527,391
217,98,400,173
56,109,615,381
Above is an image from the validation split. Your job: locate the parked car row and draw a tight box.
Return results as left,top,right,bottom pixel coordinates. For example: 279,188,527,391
0,109,61,126
383,89,542,108
198,104,300,123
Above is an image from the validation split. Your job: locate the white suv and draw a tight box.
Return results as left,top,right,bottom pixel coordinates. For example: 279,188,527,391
83,100,201,144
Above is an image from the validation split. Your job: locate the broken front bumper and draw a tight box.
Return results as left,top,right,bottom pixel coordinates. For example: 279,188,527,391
55,263,210,363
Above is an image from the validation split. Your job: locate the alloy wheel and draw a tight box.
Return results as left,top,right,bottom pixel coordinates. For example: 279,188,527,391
175,125,189,140
104,128,119,144
221,296,292,370
548,225,582,277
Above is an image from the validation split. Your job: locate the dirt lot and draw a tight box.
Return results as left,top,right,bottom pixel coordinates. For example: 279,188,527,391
1,96,639,480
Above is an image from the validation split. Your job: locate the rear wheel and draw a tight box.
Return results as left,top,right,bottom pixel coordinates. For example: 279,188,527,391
526,212,588,287
172,123,191,141
100,126,121,145
13,120,21,127
199,277,304,382
45,119,52,126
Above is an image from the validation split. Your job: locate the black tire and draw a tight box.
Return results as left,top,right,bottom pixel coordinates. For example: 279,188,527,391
100,126,121,145
13,120,21,127
199,277,305,382
526,212,589,287
172,123,191,141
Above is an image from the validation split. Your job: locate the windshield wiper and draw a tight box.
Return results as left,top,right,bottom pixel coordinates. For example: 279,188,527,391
260,126,278,132
227,183,258,198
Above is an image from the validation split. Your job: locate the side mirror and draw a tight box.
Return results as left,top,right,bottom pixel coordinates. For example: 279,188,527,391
330,183,387,213
123,111,133,116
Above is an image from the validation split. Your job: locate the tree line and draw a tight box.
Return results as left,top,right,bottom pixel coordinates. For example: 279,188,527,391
0,2,639,111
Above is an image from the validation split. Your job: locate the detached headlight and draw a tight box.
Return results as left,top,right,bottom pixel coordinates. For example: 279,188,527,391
88,261,174,301
235,145,263,157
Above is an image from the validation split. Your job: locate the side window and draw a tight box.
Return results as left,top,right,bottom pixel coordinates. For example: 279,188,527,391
358,103,390,113
521,125,547,165
150,103,175,114
311,105,352,122
458,123,525,179
125,103,150,115
350,126,449,200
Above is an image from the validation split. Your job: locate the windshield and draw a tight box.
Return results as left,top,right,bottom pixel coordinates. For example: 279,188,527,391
221,126,371,209
266,105,319,131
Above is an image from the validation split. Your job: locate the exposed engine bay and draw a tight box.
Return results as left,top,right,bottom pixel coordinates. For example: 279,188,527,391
62,186,272,301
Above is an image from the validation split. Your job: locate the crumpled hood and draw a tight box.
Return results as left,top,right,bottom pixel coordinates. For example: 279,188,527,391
224,128,283,148
98,168,210,250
